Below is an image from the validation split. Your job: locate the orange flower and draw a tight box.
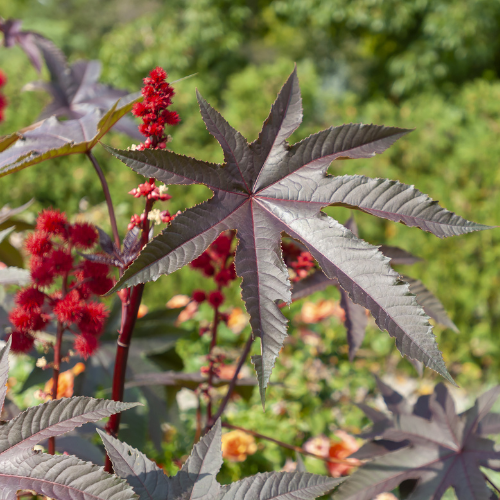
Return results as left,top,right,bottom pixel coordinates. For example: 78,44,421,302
221,430,257,462
137,304,149,318
44,362,85,400
327,431,360,477
299,300,345,324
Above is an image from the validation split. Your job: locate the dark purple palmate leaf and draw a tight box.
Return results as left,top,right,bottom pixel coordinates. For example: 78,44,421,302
99,418,342,500
0,338,139,500
0,19,141,139
104,67,490,404
0,91,141,178
337,381,500,500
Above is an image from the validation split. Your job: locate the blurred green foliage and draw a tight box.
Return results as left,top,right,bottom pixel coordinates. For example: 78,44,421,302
1,0,499,495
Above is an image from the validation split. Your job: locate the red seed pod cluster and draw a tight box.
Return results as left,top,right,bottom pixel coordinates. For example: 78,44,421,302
282,240,316,282
0,70,6,123
190,231,237,328
132,66,179,151
7,209,110,357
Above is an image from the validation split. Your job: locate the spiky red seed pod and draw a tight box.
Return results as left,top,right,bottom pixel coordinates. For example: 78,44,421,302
9,331,35,353
192,290,206,303
191,252,211,270
25,231,53,256
77,301,108,336
0,71,7,87
53,290,85,324
48,249,74,276
15,287,46,311
70,222,98,249
82,259,110,279
203,264,215,277
86,276,114,296
30,257,55,287
9,306,47,332
212,234,232,258
214,268,233,287
208,290,224,308
36,208,68,236
73,333,99,359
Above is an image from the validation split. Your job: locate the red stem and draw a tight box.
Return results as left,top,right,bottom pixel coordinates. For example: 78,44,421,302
48,320,64,455
104,196,154,473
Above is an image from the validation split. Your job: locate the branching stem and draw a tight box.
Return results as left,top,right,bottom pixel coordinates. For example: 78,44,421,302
87,152,120,249
209,334,253,428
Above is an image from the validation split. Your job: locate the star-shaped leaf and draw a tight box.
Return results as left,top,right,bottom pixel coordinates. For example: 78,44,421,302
0,91,140,178
0,338,139,500
104,67,490,404
100,418,342,500
336,381,500,500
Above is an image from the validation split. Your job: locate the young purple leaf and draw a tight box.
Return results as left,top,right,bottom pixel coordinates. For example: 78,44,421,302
104,67,489,402
0,92,141,178
336,382,500,500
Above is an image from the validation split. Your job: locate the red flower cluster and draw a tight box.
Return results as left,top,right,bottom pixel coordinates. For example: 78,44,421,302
0,70,6,123
132,67,179,151
7,209,110,357
282,241,316,281
128,181,171,201
190,232,236,318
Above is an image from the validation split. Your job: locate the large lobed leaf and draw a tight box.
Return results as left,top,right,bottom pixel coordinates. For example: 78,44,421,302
102,419,342,500
0,92,141,178
336,382,500,500
0,339,138,500
105,67,490,403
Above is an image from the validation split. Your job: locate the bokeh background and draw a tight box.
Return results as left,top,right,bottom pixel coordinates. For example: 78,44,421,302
1,0,500,494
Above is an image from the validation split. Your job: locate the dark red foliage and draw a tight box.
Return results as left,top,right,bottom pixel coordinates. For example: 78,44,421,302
192,290,206,303
69,222,98,249
15,286,45,311
73,333,99,359
208,290,224,308
35,208,68,236
25,231,53,256
9,330,35,353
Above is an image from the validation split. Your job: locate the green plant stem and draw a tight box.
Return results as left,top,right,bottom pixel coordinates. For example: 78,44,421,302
208,334,253,428
87,152,120,249
221,422,357,465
